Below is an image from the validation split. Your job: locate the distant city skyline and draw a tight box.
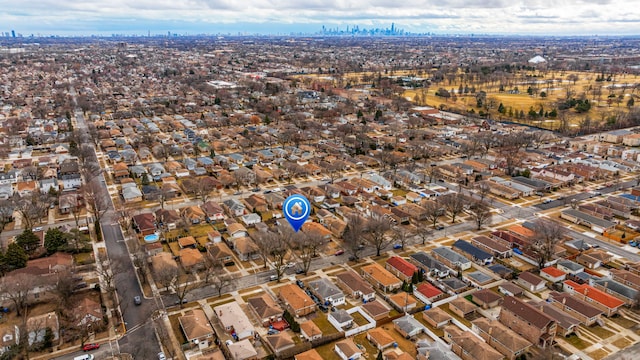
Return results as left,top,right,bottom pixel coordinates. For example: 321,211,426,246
1,0,639,37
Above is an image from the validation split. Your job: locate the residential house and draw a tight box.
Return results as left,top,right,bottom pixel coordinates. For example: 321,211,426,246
471,318,532,360
334,338,362,360
202,201,226,222
227,223,248,238
277,283,315,317
181,205,206,224
389,292,418,312
499,296,556,347
214,302,255,340
265,332,296,357
208,242,234,266
385,256,418,282
366,327,395,351
432,247,471,272
247,293,284,327
593,278,639,307
471,235,512,259
223,198,246,217
179,309,215,349
300,321,322,342
563,280,625,316
335,271,376,302
498,282,524,297
227,339,258,360
471,289,502,309
362,301,390,322
560,209,616,235
132,213,156,235
610,269,640,291
75,297,103,327
232,236,259,261
547,292,603,326
392,315,425,338
155,209,181,230
540,267,567,283
452,240,493,265
179,248,204,271
533,301,581,337
361,263,403,293
328,309,354,330
27,312,59,346
414,283,445,305
308,278,346,306
449,331,504,360
409,252,450,278
557,260,584,275
422,307,452,329
448,298,478,319
517,272,547,293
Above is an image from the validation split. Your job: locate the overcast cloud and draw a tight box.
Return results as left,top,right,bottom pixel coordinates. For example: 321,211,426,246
0,0,638,36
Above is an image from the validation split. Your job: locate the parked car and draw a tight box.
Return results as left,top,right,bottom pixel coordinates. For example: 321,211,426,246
296,280,305,288
267,329,280,335
134,296,142,305
157,352,166,360
630,241,638,247
393,244,403,249
225,340,233,346
82,343,100,351
334,249,345,256
269,274,278,281
318,305,329,313
295,268,305,275
435,224,445,230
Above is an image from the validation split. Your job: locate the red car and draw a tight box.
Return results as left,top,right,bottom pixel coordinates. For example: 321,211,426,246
83,343,100,351
334,249,345,256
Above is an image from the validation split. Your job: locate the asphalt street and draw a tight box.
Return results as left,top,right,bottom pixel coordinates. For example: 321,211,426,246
72,107,160,359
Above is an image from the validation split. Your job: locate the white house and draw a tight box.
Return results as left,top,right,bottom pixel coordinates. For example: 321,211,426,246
214,302,255,340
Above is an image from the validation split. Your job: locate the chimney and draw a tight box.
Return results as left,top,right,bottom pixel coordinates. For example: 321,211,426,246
488,327,493,336
562,297,566,305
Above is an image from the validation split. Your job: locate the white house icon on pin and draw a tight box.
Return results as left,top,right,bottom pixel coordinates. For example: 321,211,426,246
291,201,303,216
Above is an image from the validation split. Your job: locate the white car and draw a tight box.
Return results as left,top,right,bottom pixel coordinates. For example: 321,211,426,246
157,352,166,360
225,340,233,346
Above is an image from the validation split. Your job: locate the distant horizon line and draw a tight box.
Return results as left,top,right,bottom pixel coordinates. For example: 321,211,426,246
2,32,640,39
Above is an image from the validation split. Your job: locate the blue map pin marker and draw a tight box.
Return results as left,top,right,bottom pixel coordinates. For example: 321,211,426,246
283,194,311,232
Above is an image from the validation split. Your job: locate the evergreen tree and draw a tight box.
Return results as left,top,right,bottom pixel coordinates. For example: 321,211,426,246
6,243,28,270
412,271,419,284
141,173,150,186
44,228,67,254
16,229,40,255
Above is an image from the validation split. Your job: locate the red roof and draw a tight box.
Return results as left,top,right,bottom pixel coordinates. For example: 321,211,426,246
541,266,567,278
386,256,418,277
564,280,625,309
416,283,443,299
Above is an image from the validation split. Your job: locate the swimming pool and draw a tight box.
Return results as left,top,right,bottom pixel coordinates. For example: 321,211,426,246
144,233,159,243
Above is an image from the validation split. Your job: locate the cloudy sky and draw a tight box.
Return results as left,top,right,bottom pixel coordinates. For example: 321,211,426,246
1,0,639,36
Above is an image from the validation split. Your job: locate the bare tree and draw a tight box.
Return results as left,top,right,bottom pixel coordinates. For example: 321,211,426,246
441,193,466,224
210,268,232,298
528,219,566,269
84,181,109,224
0,198,14,237
392,225,414,250
171,272,199,308
52,270,77,308
293,232,325,274
468,200,491,230
365,217,392,257
423,199,442,229
0,273,37,317
154,262,178,292
183,177,216,204
343,215,366,261
16,192,51,230
476,181,491,203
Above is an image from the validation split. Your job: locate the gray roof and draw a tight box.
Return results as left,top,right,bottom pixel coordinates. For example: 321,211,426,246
466,271,493,284
441,277,467,291
392,315,424,335
309,278,344,301
593,278,638,300
329,309,353,324
453,240,492,261
562,209,616,229
558,259,584,272
432,247,471,266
